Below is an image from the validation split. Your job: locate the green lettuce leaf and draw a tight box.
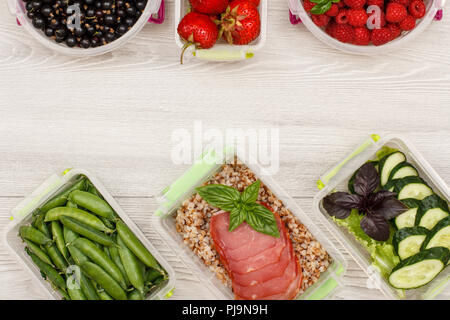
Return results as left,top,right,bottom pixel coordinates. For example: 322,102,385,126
333,209,400,278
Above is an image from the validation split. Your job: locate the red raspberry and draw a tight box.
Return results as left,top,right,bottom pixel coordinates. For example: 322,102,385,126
408,0,426,18
326,4,339,17
326,21,338,37
386,3,408,23
387,23,402,39
390,0,411,6
343,0,366,8
348,8,368,27
333,24,355,43
367,8,386,28
336,9,349,24
353,27,371,45
312,14,331,26
337,0,345,7
399,14,416,30
371,27,392,45
367,0,384,9
303,0,316,12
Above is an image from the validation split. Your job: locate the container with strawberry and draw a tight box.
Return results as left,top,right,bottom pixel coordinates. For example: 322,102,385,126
176,0,262,62
302,0,428,46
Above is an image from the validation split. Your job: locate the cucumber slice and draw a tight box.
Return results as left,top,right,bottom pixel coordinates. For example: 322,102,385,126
422,216,450,251
416,195,449,230
395,199,422,230
389,247,450,289
388,162,418,182
379,152,406,187
388,177,433,201
393,226,429,260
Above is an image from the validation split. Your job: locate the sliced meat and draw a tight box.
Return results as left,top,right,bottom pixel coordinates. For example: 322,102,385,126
210,207,302,300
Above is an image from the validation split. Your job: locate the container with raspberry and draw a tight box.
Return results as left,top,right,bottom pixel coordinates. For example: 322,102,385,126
175,0,267,62
288,0,445,53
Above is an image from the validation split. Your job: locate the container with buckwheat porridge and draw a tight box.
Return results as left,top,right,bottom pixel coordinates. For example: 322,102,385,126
155,148,347,299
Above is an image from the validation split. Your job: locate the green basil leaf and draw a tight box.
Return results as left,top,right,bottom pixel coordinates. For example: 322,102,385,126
196,184,240,212
240,180,260,204
310,0,328,3
229,206,247,232
311,1,331,14
246,203,280,238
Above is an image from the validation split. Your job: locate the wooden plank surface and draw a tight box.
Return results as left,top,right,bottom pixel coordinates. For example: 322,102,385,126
0,0,449,300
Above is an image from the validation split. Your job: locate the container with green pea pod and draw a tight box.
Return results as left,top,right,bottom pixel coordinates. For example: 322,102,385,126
4,168,175,300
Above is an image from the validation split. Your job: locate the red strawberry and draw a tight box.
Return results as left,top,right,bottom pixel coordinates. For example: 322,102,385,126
247,0,260,6
189,0,229,15
336,9,349,24
303,0,316,12
353,27,370,45
386,3,407,23
177,12,219,63
408,0,426,18
348,8,368,27
387,23,401,39
343,0,366,9
367,0,384,10
220,0,261,45
312,14,330,26
333,24,354,43
371,27,392,45
399,14,416,30
325,3,339,17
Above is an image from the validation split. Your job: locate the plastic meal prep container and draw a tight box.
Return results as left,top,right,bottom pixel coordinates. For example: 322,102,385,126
154,147,347,299
175,0,267,61
6,0,165,56
4,168,175,300
287,0,446,54
314,134,450,299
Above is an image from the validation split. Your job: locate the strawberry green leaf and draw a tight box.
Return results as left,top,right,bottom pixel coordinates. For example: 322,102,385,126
196,184,240,212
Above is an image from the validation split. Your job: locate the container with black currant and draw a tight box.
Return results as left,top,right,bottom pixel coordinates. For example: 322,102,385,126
7,0,165,55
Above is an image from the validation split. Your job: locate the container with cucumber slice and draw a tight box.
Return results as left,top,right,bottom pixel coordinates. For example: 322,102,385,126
389,247,450,289
422,216,450,251
384,176,433,201
415,194,450,230
393,226,429,260
388,162,418,182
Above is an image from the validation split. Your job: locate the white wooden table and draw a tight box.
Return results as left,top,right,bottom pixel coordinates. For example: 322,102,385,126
0,0,449,300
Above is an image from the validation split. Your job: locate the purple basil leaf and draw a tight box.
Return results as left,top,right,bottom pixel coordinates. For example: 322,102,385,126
368,190,397,208
323,192,362,219
373,197,408,220
360,213,390,241
353,163,380,197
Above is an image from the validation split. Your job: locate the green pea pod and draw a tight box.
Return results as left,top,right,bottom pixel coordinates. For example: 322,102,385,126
80,261,127,300
96,288,114,300
45,207,113,233
19,226,52,247
34,218,68,271
68,190,116,220
27,249,66,289
57,288,71,300
117,235,145,294
60,216,116,247
64,226,89,266
67,286,87,300
24,240,54,266
128,289,144,300
72,238,126,289
39,178,86,214
101,217,116,230
103,245,111,259
108,242,131,288
80,272,100,300
66,201,78,208
51,221,69,261
146,268,165,284
87,184,103,198
116,220,161,271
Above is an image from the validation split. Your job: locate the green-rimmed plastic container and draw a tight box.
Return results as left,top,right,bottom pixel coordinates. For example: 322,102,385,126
155,146,347,300
314,134,450,300
3,168,175,300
